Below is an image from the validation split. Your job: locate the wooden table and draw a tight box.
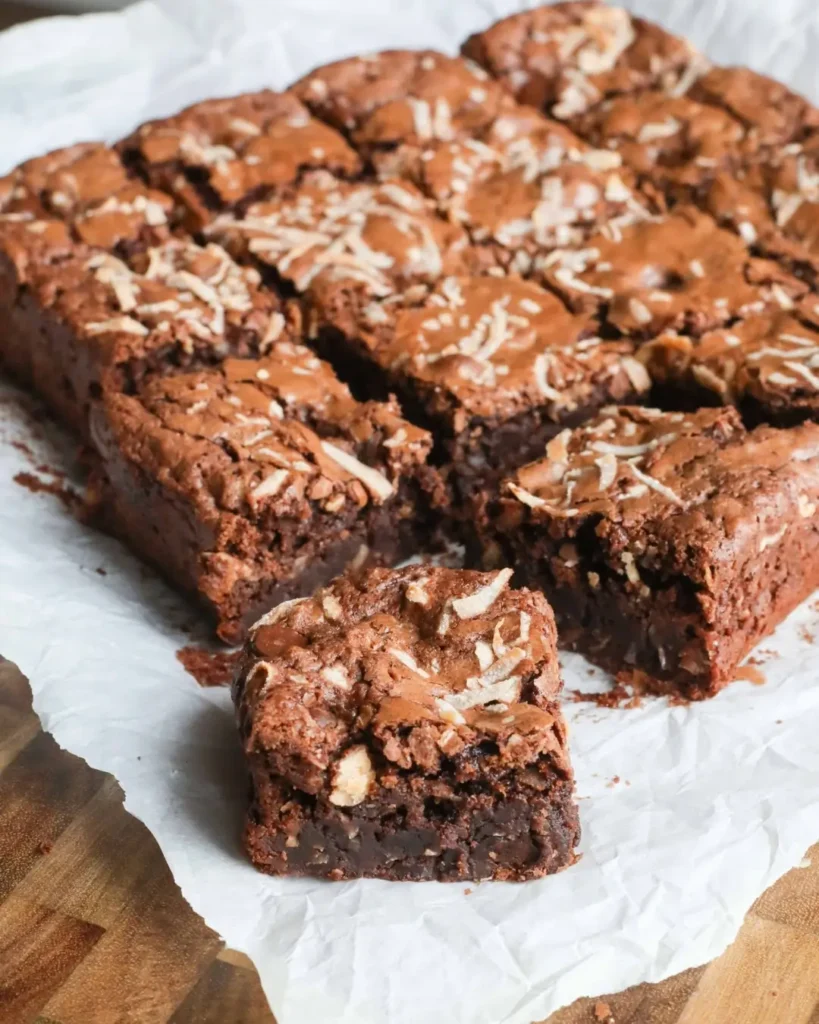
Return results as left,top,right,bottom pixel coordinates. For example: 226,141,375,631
2,657,819,1024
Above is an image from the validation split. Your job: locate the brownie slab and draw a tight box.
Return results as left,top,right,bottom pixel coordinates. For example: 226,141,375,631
461,2,699,120
483,406,819,700
308,272,650,493
233,565,579,882
118,90,362,232
0,229,296,435
88,349,439,642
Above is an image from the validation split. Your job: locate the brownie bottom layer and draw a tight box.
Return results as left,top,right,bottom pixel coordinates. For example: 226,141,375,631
244,765,579,882
488,526,819,701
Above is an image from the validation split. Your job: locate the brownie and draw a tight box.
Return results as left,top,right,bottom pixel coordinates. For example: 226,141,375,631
0,230,297,435
0,142,174,252
207,169,477,295
461,2,700,120
482,406,819,700
539,205,808,337
233,565,579,881
686,66,819,150
118,90,362,232
306,272,651,494
639,303,819,425
702,133,819,285
88,350,440,642
569,89,750,200
292,50,510,159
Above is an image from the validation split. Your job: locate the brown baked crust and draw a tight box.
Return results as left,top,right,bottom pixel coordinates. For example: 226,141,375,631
88,350,438,641
482,407,819,699
233,565,579,881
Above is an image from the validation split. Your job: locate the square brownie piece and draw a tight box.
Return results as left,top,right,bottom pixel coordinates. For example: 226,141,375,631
569,89,751,200
208,170,477,296
293,50,511,160
0,142,175,253
233,565,579,882
88,350,439,643
484,406,819,700
461,2,699,120
686,67,819,150
0,229,297,434
118,90,362,232
307,273,650,493
638,303,819,425
539,205,808,336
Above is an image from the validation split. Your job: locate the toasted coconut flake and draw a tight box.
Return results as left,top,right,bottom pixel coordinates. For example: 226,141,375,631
621,356,651,391
508,481,548,509
435,698,466,725
389,647,430,678
692,363,729,395
758,525,787,552
405,578,430,606
628,463,684,506
475,640,495,671
320,440,394,501
321,664,350,689
452,568,513,619
252,469,289,499
798,494,817,517
85,316,149,336
595,452,618,490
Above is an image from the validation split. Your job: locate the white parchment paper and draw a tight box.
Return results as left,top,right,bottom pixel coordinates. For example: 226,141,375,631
1,2,819,1021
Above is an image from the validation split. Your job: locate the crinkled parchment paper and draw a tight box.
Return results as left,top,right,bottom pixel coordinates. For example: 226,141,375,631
1,3,819,1021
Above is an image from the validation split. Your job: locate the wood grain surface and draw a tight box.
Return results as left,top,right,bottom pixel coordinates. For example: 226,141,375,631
1,657,818,1024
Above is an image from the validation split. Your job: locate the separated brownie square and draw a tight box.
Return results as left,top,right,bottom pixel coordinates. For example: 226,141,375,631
0,230,296,434
118,90,362,232
88,349,439,642
539,206,807,336
233,565,579,881
307,273,650,493
461,2,699,120
639,304,819,425
483,406,819,699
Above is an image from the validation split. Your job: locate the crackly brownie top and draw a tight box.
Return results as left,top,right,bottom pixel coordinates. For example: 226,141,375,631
97,350,430,521
119,89,361,205
540,206,807,333
703,133,819,265
503,406,819,583
31,239,292,363
209,169,472,295
234,566,568,799
687,67,819,149
0,143,174,249
461,1,699,118
352,274,649,421
294,50,509,147
640,306,819,413
571,90,748,185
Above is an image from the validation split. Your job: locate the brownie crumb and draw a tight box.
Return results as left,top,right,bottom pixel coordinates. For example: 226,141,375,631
594,1001,614,1022
734,664,766,687
176,645,242,688
38,840,54,855
95,567,107,576
13,470,83,514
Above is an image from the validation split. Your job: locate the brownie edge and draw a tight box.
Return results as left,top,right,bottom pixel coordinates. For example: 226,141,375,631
233,566,580,882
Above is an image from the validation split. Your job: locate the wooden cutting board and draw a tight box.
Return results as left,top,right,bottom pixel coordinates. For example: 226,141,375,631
3,658,819,1024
